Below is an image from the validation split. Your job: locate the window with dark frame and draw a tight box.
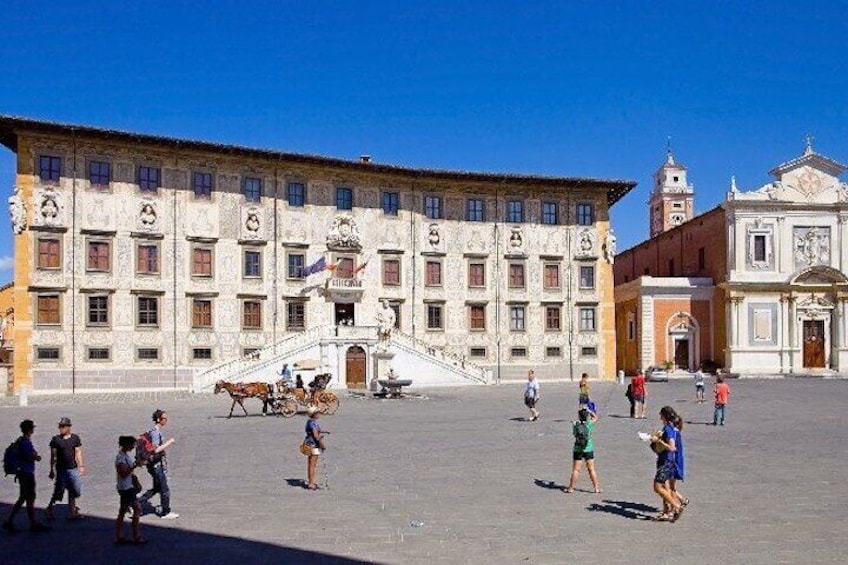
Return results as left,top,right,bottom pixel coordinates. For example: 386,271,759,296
509,305,526,331
545,305,561,331
382,191,399,215
389,302,401,329
425,261,442,286
288,182,306,207
546,346,562,357
36,347,61,361
88,161,111,186
542,202,558,225
192,299,213,328
511,347,527,358
508,263,525,288
466,199,485,222
336,187,353,210
37,238,61,269
39,156,61,183
427,304,443,330
37,295,61,325
137,296,159,327
242,301,262,329
543,264,560,289
87,295,109,327
137,244,159,274
87,241,110,272
137,348,160,361
424,195,442,219
579,265,595,289
192,247,213,277
382,259,401,286
87,347,110,361
469,304,486,331
581,347,597,357
243,177,262,202
336,257,355,279
193,348,212,360
577,203,595,226
753,235,767,262
193,172,213,198
244,250,262,278
468,262,485,287
698,247,706,270
507,200,524,223
469,347,487,358
138,166,160,192
579,307,596,331
286,302,306,330
287,254,305,279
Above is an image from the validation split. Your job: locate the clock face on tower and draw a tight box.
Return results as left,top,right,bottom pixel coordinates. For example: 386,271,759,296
669,213,685,226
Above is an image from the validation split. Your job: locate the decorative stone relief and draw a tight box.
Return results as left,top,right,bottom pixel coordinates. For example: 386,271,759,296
575,228,597,258
137,200,159,231
603,230,617,264
188,206,216,237
427,223,441,248
31,187,66,229
838,182,848,203
576,332,599,346
466,230,486,253
794,227,830,269
8,186,27,234
507,226,525,254
241,206,265,241
326,215,361,250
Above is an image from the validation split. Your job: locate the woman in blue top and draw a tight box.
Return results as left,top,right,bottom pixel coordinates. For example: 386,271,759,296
668,408,689,510
304,407,329,490
650,406,684,522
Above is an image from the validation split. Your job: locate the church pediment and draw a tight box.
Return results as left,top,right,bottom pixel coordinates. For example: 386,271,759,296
761,144,847,204
790,266,848,286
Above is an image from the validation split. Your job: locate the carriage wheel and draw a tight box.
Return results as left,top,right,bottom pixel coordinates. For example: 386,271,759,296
320,393,339,415
281,398,298,418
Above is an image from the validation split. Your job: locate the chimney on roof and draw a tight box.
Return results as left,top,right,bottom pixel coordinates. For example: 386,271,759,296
360,155,371,164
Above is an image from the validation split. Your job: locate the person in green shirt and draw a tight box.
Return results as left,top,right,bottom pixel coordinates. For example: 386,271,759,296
565,408,601,494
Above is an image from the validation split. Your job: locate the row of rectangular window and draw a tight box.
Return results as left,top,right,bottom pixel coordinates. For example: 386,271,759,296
37,238,598,289
424,303,596,332
37,155,596,224
467,346,597,359
35,346,211,363
35,294,306,331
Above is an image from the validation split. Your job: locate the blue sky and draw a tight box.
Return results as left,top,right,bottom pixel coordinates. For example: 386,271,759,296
2,1,847,280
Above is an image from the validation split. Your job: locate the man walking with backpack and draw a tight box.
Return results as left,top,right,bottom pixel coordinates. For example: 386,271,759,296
3,420,50,532
139,409,178,519
565,408,601,494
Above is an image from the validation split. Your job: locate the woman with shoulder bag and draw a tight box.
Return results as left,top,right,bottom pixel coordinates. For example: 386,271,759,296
302,407,330,490
650,406,684,522
115,436,146,544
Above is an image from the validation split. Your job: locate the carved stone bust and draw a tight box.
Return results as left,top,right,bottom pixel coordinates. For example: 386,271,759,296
327,215,362,250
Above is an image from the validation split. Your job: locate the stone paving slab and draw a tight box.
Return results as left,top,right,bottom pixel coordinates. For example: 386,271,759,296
1,380,847,564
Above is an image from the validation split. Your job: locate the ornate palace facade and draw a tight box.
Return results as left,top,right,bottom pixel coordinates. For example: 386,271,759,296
0,116,634,393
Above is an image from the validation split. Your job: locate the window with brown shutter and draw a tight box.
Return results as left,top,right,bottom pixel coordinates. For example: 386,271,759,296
37,295,61,325
137,244,160,274
425,261,442,286
383,259,401,286
543,264,560,289
468,263,485,287
192,247,213,276
87,241,110,272
469,305,486,330
287,302,306,330
192,299,212,328
243,301,262,329
508,263,525,288
545,305,562,331
336,257,354,279
37,238,61,269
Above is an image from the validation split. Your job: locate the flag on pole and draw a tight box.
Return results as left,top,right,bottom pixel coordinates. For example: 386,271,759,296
302,257,327,277
354,255,370,276
326,259,343,272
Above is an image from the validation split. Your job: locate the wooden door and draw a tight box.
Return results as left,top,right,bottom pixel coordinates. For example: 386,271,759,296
674,339,689,371
346,346,367,388
803,320,825,368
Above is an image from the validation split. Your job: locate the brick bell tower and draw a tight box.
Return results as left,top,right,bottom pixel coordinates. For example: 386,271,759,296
649,144,695,237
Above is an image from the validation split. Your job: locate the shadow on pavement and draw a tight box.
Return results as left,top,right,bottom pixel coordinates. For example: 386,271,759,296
508,417,528,422
533,478,566,491
0,501,377,565
585,499,659,521
684,420,714,426
284,478,308,489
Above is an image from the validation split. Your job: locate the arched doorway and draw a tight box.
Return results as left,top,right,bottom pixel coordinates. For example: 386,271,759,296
665,312,699,372
345,346,367,389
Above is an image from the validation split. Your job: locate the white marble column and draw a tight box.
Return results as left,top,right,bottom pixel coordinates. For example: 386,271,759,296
778,295,787,372
788,296,797,372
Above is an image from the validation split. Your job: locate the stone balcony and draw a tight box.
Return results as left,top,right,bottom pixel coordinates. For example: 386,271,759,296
325,277,365,302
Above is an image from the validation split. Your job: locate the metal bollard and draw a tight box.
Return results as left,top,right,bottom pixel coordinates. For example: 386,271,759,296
617,370,625,385
18,385,29,407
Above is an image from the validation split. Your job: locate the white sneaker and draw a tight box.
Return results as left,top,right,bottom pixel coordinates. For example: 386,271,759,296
159,512,179,520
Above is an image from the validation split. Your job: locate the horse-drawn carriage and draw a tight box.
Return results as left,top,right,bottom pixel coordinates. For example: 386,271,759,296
214,372,339,418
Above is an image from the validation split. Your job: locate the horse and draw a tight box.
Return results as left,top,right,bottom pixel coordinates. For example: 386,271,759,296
214,380,274,418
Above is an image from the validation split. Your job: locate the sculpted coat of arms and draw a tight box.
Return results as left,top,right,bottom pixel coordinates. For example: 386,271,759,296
327,215,361,250
794,227,830,268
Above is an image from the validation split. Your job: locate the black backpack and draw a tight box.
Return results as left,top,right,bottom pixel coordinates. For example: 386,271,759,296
3,438,22,476
574,422,590,451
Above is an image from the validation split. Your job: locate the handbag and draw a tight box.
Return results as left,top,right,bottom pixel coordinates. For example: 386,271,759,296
650,432,667,454
299,442,312,456
131,474,143,494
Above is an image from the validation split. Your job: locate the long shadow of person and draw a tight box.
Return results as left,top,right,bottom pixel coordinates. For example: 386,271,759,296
533,478,567,491
586,499,659,520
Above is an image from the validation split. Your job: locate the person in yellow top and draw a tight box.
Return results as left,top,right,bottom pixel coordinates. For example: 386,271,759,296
578,373,590,406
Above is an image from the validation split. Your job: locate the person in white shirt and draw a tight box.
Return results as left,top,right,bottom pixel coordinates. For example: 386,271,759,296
523,370,540,421
114,436,145,544
693,370,706,403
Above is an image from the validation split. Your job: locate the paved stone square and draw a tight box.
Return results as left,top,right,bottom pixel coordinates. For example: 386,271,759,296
1,379,847,564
